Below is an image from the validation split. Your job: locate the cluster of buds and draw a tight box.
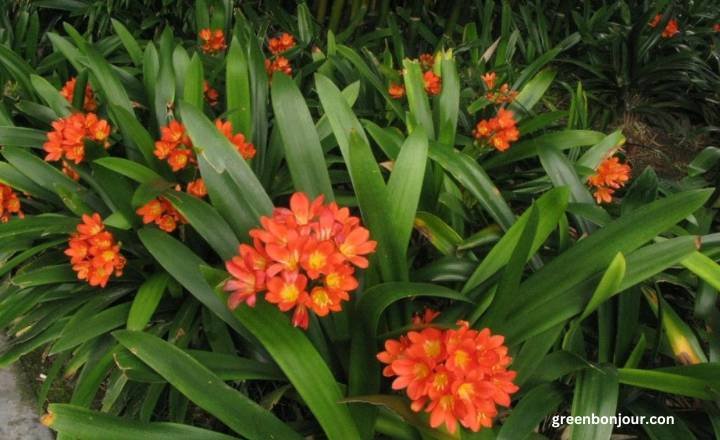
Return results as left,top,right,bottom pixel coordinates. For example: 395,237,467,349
482,72,518,104
377,321,518,434
43,113,111,165
203,80,219,107
473,108,520,152
649,14,680,38
59,77,98,112
0,183,23,223
224,192,376,329
154,119,255,172
587,156,631,204
199,28,227,54
265,33,296,77
65,213,125,287
389,53,442,100
136,197,187,233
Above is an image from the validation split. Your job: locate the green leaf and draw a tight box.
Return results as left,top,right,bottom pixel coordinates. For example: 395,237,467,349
437,57,460,147
386,127,428,260
183,54,204,109
414,212,463,255
30,75,70,116
113,330,301,439
108,104,165,171
226,36,252,138
617,368,718,399
681,251,720,292
51,302,131,354
127,273,169,331
111,19,143,66
403,59,434,139
570,366,618,440
0,127,48,148
579,253,626,321
509,69,556,117
497,383,563,440
94,157,164,184
271,73,334,200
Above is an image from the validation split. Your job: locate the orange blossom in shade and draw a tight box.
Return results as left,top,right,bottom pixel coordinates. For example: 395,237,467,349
587,156,631,204
186,178,207,198
389,82,406,100
43,113,111,165
59,77,98,112
0,183,23,223
378,321,518,434
487,83,518,104
481,72,496,90
423,71,442,96
649,14,680,38
473,108,520,152
714,24,720,33
214,119,256,160
154,120,195,172
203,80,219,106
265,56,292,77
419,53,435,71
412,308,440,326
136,197,186,233
224,192,376,329
268,33,296,55
199,28,227,54
65,213,125,287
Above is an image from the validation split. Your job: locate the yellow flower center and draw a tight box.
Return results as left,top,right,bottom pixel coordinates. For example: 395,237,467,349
432,373,448,390
454,350,470,368
457,383,475,401
413,363,430,379
312,289,331,307
424,339,441,358
326,273,341,289
280,284,299,302
308,251,326,270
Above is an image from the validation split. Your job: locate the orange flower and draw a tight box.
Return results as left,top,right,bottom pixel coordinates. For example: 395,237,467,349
203,80,219,106
419,53,435,71
59,77,98,112
389,82,406,100
649,14,680,38
265,56,292,77
224,192,376,329
412,308,441,326
423,71,442,96
62,161,80,181
473,108,520,152
199,28,227,54
0,183,23,223
186,178,207,198
482,72,496,90
136,197,186,232
154,120,195,171
43,113,112,164
268,33,296,55
486,83,518,104
214,119,256,160
588,156,631,204
65,213,125,287
378,321,518,434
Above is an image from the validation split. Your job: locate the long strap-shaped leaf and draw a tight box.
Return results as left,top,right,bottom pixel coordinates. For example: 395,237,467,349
113,331,300,439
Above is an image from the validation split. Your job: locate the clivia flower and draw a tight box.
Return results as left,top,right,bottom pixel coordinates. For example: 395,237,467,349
224,192,376,329
265,56,292,77
136,197,186,233
203,80,219,106
0,183,23,223
65,213,125,287
649,14,680,38
186,178,207,198
419,53,435,71
378,321,518,434
482,72,518,104
268,33,296,55
481,72,496,90
423,71,442,96
199,28,227,54
587,156,631,204
473,108,520,152
214,119,256,160
412,308,441,326
59,77,98,112
43,113,111,164
389,82,406,100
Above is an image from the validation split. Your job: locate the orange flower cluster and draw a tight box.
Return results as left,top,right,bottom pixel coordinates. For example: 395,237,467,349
186,178,207,198
59,77,98,112
0,183,23,223
265,32,295,78
389,82,405,100
136,197,186,233
588,156,631,204
482,72,518,104
65,213,125,287
377,321,518,434
224,192,376,329
649,15,680,38
473,108,520,152
203,80,219,106
265,56,292,77
154,119,255,171
419,53,435,71
268,33,296,55
43,113,111,164
424,71,442,96
199,28,227,54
